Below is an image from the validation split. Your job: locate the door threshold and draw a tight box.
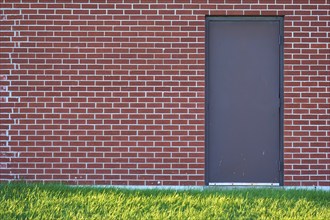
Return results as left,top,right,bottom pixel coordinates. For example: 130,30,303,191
209,182,280,186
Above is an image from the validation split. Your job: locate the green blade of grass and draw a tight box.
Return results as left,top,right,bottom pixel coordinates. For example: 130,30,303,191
1,183,329,220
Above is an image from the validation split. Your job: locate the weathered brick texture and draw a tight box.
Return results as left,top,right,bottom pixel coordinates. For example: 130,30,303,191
0,0,329,186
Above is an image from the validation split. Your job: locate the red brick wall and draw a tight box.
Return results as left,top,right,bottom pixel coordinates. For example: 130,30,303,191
0,0,329,186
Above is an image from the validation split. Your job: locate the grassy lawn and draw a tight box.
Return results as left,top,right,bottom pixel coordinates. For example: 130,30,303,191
0,183,329,219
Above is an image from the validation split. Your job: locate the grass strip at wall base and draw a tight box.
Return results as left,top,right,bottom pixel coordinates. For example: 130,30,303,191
1,183,329,220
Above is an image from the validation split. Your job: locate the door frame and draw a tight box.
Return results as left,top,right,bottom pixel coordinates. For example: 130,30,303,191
205,16,284,186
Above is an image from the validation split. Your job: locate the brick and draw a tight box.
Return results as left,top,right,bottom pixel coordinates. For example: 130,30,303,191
0,0,328,187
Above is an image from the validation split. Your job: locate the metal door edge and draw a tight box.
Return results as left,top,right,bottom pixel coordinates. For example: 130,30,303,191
209,183,280,186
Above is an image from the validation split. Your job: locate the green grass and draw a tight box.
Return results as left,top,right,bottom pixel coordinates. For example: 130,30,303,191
0,183,329,220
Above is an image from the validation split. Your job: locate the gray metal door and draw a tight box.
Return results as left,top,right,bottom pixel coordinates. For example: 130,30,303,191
206,17,283,185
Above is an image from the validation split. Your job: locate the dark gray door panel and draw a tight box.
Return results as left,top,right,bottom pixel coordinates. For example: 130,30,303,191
206,18,283,184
